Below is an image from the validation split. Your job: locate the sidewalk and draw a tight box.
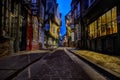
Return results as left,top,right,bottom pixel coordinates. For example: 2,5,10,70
0,51,48,80
71,50,120,78
0,49,52,58
15,50,50,55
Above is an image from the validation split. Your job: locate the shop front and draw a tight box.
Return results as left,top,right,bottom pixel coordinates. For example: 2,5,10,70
86,1,120,54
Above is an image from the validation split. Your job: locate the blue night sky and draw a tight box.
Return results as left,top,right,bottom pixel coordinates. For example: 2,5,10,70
57,0,72,36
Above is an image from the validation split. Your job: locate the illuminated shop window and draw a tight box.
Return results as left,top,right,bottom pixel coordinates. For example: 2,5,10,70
89,22,95,39
112,20,117,33
88,6,117,39
101,14,106,36
112,7,117,33
106,10,112,34
94,21,97,38
97,17,101,37
112,7,117,20
107,22,112,34
89,24,91,38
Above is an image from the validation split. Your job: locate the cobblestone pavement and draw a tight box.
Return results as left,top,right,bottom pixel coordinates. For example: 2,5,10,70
71,50,120,79
13,50,91,80
0,48,106,80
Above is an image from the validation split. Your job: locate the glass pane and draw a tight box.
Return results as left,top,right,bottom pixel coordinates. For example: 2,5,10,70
94,21,97,38
89,24,92,38
112,20,117,33
112,7,117,33
106,22,112,34
101,14,106,24
112,7,117,20
101,25,106,36
98,17,101,26
106,10,111,23
97,17,101,37
101,14,106,36
106,10,112,35
90,22,95,39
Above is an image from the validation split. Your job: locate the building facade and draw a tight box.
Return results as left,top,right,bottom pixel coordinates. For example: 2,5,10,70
69,0,81,48
44,0,61,48
81,0,120,54
65,11,72,47
38,0,45,49
0,0,30,55
0,0,46,56
26,0,45,50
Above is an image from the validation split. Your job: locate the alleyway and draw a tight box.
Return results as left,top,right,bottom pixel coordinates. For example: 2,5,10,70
1,0,120,79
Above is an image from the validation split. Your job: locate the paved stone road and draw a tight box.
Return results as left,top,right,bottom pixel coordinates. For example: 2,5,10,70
0,53,48,80
13,50,91,80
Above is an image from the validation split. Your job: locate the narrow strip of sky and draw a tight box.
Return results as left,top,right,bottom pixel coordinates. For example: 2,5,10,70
57,0,72,36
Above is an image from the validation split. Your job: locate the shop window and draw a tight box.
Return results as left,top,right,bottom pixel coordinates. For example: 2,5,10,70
89,6,117,39
101,25,106,36
101,14,106,36
112,7,117,33
89,24,91,38
106,22,112,34
97,17,101,37
89,22,95,39
106,10,112,34
106,10,111,23
101,14,106,24
94,21,97,38
112,7,117,20
112,20,117,33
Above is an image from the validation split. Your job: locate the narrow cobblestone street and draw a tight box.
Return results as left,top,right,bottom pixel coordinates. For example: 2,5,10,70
8,48,105,80
1,0,120,80
14,50,90,80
